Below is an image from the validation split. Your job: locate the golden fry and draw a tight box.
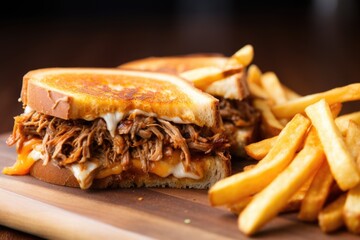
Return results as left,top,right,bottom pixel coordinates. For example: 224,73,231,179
336,111,360,135
305,99,360,190
244,136,277,160
232,44,254,67
329,102,343,118
209,114,310,206
247,64,262,85
282,174,315,213
254,99,284,137
261,72,287,105
238,129,324,235
230,189,309,215
344,184,360,234
273,83,360,118
282,84,301,100
298,161,334,221
180,66,226,90
228,196,253,214
318,194,347,233
248,82,269,99
245,135,305,161
243,164,256,171
345,120,360,161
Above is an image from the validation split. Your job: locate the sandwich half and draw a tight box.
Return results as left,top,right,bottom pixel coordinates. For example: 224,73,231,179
4,68,231,189
119,55,260,156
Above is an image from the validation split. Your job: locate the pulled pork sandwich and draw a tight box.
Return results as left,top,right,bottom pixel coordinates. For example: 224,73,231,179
3,68,230,189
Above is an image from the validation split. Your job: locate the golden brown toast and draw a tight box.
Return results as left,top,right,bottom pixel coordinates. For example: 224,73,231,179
205,73,249,100
120,54,229,74
119,55,249,100
30,155,230,189
22,68,221,129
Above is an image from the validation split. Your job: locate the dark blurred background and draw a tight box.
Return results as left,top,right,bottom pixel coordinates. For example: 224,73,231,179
1,0,359,133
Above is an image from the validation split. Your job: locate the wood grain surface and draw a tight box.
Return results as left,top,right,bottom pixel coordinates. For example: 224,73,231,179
0,133,357,239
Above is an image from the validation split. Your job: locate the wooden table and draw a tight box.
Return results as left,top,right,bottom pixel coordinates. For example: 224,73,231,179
0,133,357,239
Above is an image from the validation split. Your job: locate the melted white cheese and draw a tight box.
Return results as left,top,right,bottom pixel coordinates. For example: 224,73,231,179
28,149,43,161
101,112,124,137
171,162,201,179
69,161,100,189
101,110,189,137
24,106,34,114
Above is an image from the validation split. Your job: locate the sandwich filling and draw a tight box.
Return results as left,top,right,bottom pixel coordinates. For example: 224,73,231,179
5,109,230,189
218,97,260,151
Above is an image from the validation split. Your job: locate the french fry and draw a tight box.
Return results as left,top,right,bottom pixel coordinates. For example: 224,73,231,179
180,66,227,90
282,191,305,213
282,176,314,213
298,161,334,221
243,164,256,171
279,118,290,126
248,82,269,99
230,192,309,216
329,102,343,119
253,99,284,137
344,184,360,234
345,120,360,162
238,128,324,235
273,83,360,118
228,196,253,214
231,191,310,216
223,57,243,73
232,44,254,67
305,99,360,190
244,136,277,160
261,72,287,105
318,194,347,233
336,111,360,135
245,135,306,161
231,169,315,215
282,84,301,100
247,64,262,85
209,114,310,206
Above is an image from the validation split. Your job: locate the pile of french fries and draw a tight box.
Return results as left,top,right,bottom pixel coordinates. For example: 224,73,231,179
208,45,360,236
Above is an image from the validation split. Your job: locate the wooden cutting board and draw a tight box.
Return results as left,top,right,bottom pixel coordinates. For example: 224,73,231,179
0,133,356,239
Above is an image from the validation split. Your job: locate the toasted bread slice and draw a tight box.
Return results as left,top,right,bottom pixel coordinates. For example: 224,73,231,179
120,54,229,74
205,73,249,100
22,68,221,129
119,55,249,100
30,155,230,189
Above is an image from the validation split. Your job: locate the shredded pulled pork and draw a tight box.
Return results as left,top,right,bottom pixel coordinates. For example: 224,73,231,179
219,97,259,128
218,97,260,149
8,111,230,172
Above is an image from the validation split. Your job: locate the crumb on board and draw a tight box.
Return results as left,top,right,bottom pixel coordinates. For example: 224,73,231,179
184,218,191,224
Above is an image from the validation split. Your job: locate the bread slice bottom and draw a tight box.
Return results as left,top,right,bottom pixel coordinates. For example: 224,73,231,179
30,156,231,189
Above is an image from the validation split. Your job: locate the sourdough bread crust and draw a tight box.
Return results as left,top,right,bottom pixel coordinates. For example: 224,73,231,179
30,156,230,189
